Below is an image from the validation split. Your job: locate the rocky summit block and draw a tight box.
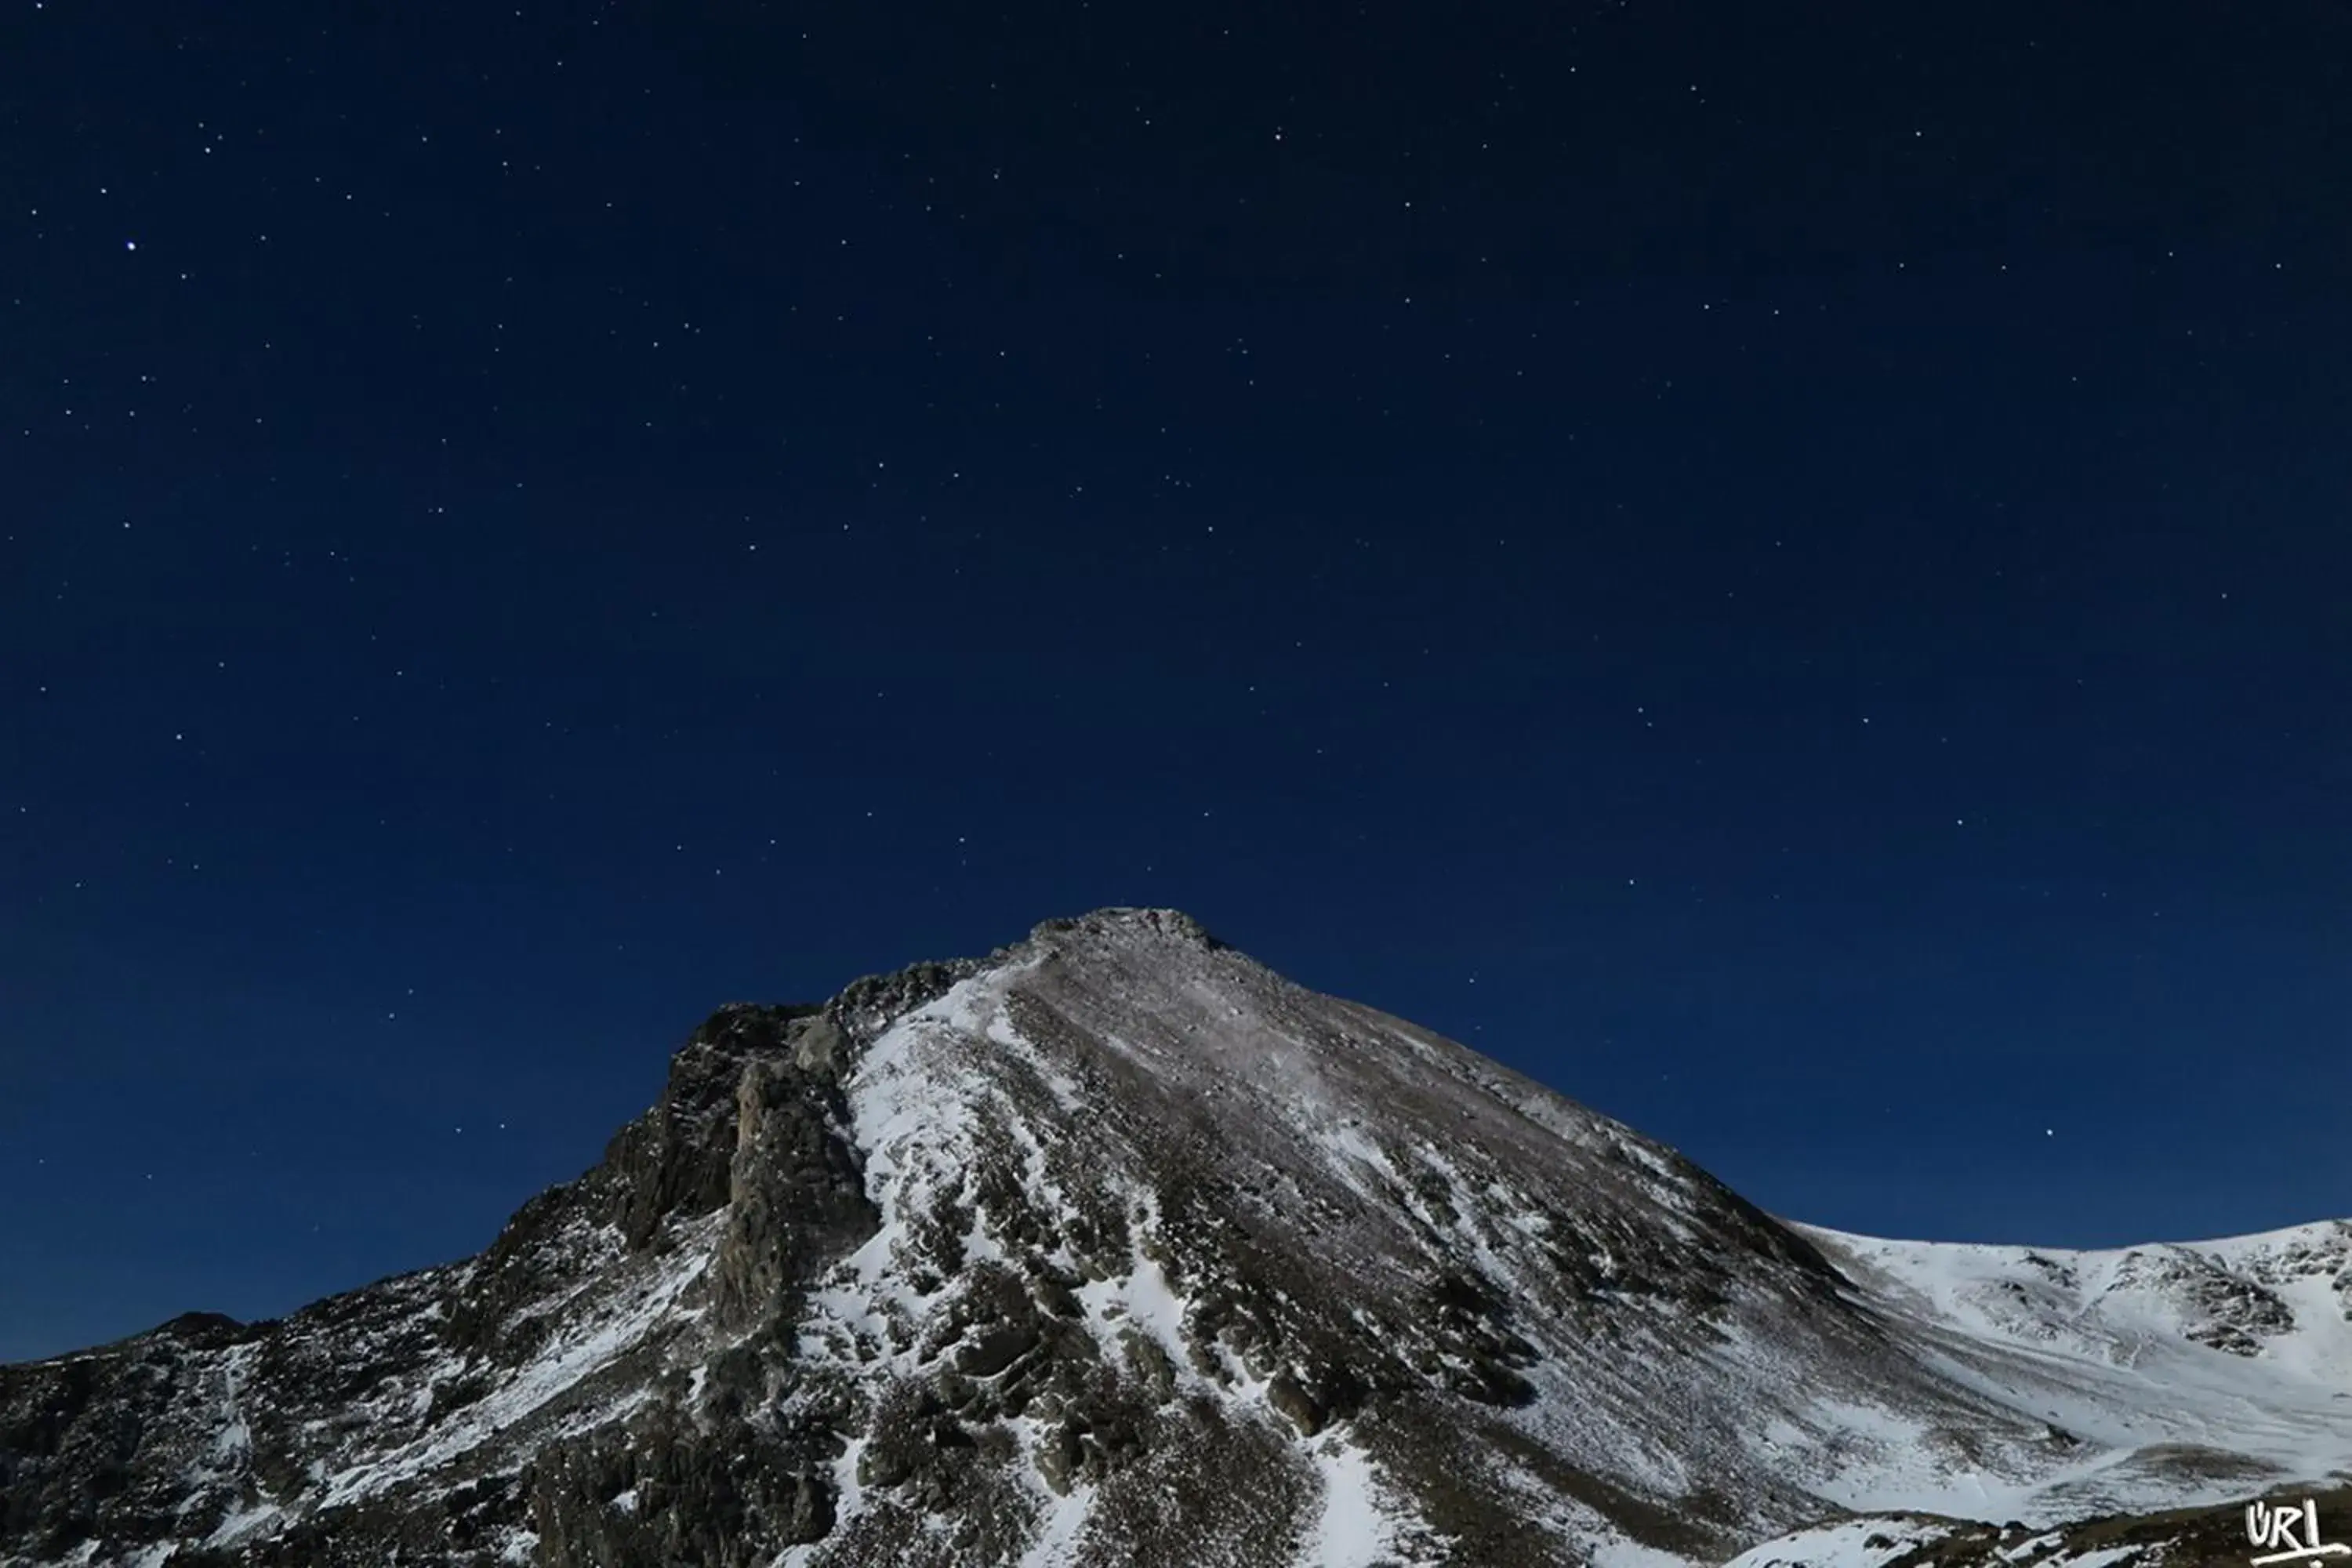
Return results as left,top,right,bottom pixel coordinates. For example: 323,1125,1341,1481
6,907,2352,1567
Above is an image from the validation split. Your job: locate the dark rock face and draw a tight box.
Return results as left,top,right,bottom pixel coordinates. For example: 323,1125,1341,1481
713,1050,876,1329
4,908,2349,1568
605,1003,826,1252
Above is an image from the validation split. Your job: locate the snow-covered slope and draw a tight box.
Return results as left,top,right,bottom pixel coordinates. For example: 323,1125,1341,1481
3,909,2346,1568
1788,1223,2352,1519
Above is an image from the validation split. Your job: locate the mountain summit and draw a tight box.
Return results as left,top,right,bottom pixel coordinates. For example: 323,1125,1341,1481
5,908,2349,1567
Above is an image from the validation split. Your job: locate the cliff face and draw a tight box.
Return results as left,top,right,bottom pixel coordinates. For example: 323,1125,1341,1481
5,909,2349,1568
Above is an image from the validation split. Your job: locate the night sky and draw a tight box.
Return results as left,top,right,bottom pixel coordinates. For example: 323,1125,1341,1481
5,1,2349,1364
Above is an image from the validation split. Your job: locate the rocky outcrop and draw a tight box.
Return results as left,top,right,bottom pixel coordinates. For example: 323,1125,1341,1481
713,1043,873,1329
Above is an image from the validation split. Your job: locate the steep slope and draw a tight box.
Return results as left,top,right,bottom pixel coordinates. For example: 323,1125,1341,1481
2,909,2347,1568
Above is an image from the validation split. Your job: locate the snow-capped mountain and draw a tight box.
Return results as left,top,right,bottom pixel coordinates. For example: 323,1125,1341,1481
4,909,2347,1567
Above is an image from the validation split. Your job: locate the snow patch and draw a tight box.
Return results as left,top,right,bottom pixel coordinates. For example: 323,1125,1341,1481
201,1499,285,1550
1722,1517,1955,1568
1300,1437,1410,1568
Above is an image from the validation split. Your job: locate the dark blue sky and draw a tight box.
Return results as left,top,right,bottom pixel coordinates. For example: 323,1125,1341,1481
5,0,2347,1363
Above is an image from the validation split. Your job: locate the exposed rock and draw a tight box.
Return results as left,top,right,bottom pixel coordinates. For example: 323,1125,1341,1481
711,1050,873,1328
952,1324,1039,1380
1265,1371,1325,1436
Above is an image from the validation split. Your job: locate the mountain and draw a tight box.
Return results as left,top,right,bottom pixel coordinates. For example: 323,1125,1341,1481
4,908,2347,1568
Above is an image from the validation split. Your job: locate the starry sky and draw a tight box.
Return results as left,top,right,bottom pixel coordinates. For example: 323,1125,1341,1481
5,0,2349,1363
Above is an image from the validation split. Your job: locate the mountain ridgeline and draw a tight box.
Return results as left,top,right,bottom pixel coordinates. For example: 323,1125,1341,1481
5,909,2349,1567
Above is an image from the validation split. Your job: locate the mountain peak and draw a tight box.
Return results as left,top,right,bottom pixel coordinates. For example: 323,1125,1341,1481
6,916,2350,1568
1025,906,1229,953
